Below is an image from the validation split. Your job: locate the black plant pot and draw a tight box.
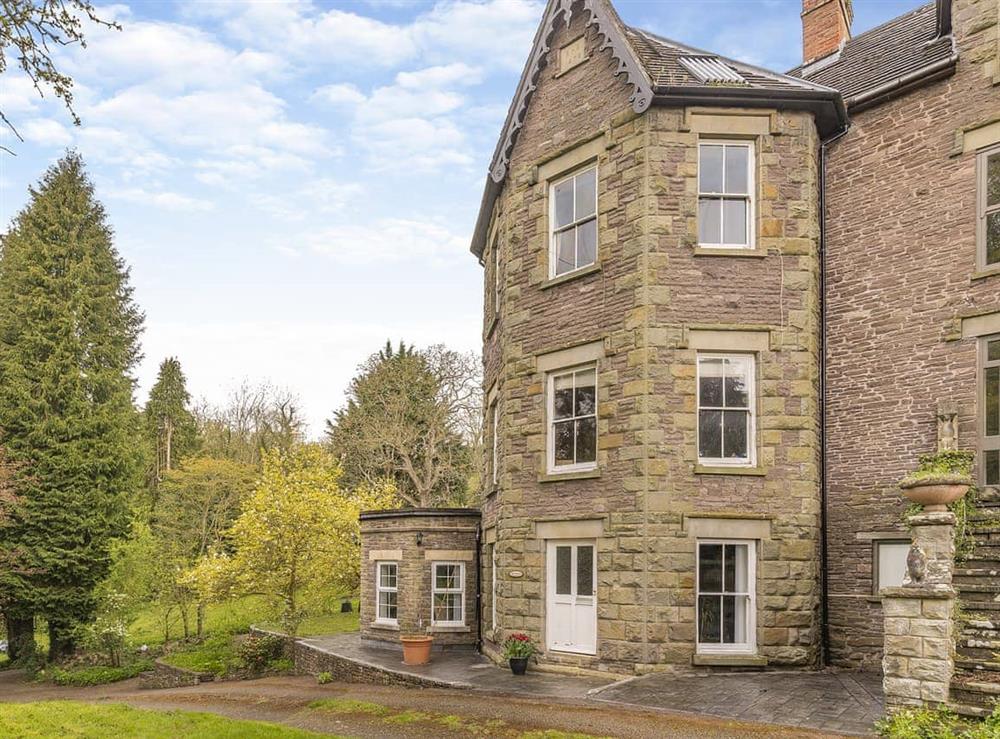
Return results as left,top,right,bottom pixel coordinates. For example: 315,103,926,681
509,657,528,675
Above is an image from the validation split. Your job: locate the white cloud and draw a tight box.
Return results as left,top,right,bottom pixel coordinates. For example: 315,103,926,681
187,0,541,72
249,177,364,222
298,217,468,264
311,83,367,106
107,186,215,212
19,119,74,147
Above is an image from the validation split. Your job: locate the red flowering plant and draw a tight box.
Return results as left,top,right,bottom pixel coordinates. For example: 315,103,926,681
501,632,536,659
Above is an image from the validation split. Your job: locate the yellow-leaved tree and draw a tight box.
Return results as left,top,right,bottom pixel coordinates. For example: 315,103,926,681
187,444,395,635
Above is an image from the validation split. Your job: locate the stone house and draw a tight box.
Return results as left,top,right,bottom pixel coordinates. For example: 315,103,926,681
361,0,999,679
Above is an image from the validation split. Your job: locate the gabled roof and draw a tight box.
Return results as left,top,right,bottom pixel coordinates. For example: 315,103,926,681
470,0,847,258
789,2,958,109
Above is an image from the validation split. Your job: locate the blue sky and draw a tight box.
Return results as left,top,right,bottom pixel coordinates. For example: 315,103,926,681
0,0,917,436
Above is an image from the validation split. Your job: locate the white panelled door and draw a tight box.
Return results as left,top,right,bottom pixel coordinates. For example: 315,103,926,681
546,540,597,655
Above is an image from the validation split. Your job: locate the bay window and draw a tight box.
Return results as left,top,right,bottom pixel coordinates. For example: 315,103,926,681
547,365,597,473
697,354,755,465
698,141,754,249
984,334,1000,487
550,165,597,277
375,561,398,625
431,562,465,627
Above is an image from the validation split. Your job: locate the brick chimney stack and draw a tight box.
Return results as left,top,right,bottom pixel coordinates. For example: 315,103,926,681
801,0,853,65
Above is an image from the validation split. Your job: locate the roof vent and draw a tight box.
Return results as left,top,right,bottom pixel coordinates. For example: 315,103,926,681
679,56,748,85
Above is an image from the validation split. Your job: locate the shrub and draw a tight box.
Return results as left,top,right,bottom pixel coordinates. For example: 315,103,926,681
39,660,153,687
237,634,286,674
876,705,1000,738
316,671,333,684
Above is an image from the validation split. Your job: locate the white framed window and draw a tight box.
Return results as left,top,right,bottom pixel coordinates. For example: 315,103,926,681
547,364,597,474
983,334,1000,487
491,401,499,487
431,562,465,626
375,561,398,624
549,165,597,277
698,141,754,249
874,540,910,594
697,354,755,466
978,145,1000,270
696,540,756,654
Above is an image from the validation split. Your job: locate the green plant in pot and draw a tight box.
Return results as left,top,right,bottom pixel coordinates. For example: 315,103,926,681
898,450,975,512
502,632,535,675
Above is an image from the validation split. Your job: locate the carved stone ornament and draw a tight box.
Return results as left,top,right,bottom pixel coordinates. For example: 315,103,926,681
489,0,654,184
906,544,927,584
936,401,959,452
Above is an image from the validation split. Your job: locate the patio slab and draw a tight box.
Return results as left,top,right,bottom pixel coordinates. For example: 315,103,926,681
591,670,883,737
298,632,613,699
299,634,882,736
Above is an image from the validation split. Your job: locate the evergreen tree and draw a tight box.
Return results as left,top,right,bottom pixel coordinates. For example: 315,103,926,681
144,357,198,487
0,152,144,660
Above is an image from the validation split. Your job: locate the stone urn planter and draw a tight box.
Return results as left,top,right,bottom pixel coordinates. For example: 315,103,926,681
400,635,434,665
899,473,972,512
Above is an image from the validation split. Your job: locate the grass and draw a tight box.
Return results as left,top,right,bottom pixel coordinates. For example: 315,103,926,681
160,632,237,677
0,701,336,738
129,596,273,647
38,660,153,687
259,602,359,638
306,698,606,737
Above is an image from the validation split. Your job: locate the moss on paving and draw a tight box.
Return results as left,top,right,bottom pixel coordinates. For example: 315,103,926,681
0,701,337,738
305,697,608,737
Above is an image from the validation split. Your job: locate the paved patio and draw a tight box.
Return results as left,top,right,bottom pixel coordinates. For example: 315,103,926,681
592,670,883,737
300,633,882,736
299,632,612,699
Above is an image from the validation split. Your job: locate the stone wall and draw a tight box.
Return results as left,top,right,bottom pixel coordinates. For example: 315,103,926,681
824,0,1000,667
481,1,824,673
360,509,480,648
138,659,214,690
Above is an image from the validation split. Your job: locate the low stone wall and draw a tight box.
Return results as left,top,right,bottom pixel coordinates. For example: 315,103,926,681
292,641,445,688
138,659,215,690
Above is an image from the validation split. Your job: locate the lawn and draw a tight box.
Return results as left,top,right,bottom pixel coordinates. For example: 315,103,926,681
129,596,359,647
159,600,358,677
0,702,337,738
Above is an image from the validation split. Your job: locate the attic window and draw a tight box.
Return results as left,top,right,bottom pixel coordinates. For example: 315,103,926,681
679,56,747,85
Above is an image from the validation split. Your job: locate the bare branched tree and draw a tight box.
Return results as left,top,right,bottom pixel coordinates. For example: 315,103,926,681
193,381,305,467
0,0,120,150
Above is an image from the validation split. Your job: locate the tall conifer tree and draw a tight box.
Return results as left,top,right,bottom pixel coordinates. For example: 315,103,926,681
0,152,143,659
144,357,198,488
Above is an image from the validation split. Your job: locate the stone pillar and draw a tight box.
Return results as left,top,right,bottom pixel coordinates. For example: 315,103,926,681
881,511,957,710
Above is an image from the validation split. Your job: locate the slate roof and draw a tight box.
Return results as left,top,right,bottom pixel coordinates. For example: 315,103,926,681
789,2,956,104
627,27,833,93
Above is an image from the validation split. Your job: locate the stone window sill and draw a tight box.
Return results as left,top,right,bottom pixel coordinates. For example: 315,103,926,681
694,247,766,259
540,263,601,290
371,621,400,632
695,464,767,476
538,468,601,483
430,625,471,634
692,653,767,667
971,266,1000,281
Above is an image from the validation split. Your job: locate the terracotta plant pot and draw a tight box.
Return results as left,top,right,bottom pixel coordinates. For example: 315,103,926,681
509,657,528,675
899,474,972,512
400,635,434,665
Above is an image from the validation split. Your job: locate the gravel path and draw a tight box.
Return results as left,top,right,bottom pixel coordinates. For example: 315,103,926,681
0,670,857,738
